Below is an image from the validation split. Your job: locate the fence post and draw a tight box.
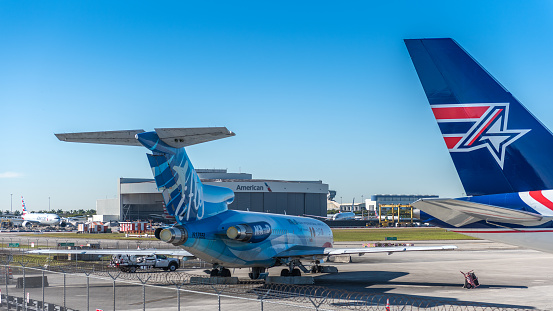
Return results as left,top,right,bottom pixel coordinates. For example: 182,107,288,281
84,272,90,311
41,268,45,311
136,275,151,311
22,263,26,310
5,259,9,311
175,283,182,311
63,271,66,309
259,288,271,311
107,271,120,311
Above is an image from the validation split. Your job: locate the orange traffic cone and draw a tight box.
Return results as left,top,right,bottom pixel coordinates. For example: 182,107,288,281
386,298,390,311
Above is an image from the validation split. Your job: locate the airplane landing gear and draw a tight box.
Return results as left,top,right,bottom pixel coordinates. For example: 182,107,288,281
248,267,266,279
311,265,323,273
210,268,219,277
280,268,302,276
280,259,305,276
210,265,231,277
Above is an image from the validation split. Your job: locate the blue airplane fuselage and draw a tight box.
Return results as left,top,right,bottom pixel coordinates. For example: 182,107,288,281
176,210,333,268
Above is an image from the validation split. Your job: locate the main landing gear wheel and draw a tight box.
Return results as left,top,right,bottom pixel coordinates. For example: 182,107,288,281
280,269,290,277
210,267,231,277
210,269,219,277
249,267,266,279
220,268,231,277
291,268,301,276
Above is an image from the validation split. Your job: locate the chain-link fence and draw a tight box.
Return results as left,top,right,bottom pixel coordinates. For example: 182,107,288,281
0,236,176,252
0,251,542,311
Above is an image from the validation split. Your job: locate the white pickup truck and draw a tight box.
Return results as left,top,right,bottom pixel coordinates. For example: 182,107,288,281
111,254,180,273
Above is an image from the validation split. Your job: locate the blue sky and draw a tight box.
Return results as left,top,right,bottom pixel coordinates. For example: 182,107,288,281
2,1,553,211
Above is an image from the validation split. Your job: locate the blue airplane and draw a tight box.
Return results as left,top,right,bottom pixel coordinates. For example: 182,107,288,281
405,38,553,253
55,127,455,279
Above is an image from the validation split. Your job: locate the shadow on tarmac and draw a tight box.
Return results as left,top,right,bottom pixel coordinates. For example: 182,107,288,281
312,271,532,309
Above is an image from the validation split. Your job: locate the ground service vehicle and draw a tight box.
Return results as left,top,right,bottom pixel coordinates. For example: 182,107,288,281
111,254,179,273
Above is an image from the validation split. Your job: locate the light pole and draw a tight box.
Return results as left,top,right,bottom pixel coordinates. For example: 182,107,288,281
49,197,51,211
10,194,12,213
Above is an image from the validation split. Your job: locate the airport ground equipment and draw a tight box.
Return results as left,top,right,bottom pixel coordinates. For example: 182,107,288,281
378,204,414,227
461,270,479,289
111,253,180,272
55,127,456,279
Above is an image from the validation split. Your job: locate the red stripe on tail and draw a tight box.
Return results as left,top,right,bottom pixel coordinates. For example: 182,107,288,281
443,136,462,149
529,191,553,211
432,106,489,120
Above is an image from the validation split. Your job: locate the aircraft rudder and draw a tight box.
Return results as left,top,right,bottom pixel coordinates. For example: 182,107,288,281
139,131,230,223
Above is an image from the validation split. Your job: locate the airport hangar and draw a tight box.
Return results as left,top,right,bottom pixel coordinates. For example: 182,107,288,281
95,169,329,222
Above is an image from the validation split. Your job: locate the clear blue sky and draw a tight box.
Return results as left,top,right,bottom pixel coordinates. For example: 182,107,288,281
2,1,553,211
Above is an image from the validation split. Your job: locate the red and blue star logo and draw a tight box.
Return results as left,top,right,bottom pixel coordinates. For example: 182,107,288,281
432,103,530,169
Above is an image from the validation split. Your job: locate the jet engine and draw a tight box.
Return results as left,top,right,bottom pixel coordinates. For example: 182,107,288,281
226,221,271,243
156,225,188,246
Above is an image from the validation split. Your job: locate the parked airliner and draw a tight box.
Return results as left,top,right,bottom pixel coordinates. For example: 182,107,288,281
55,127,455,279
405,38,553,253
21,197,64,227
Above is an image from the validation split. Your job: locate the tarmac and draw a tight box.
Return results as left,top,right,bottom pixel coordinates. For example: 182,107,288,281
311,240,553,309
3,235,553,310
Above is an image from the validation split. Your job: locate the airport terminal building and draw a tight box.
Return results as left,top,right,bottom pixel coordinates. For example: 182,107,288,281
96,169,329,222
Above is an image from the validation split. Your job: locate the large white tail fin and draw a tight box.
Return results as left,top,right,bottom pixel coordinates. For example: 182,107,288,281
21,196,28,215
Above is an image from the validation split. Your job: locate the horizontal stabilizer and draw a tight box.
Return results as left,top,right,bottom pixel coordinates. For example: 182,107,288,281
55,130,145,146
413,198,546,227
154,127,235,148
55,127,235,148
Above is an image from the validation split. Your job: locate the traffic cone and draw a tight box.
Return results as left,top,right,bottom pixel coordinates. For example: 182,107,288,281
386,298,390,311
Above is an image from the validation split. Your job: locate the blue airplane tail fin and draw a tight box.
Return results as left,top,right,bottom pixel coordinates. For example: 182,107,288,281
55,127,235,223
136,131,235,223
405,38,553,196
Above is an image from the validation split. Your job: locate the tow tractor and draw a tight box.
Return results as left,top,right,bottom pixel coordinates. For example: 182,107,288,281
111,254,180,273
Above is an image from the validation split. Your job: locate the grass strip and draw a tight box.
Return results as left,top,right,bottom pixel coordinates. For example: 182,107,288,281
332,228,478,241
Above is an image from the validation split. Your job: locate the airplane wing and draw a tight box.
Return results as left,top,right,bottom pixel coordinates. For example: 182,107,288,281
303,214,329,220
274,244,456,258
27,248,195,257
23,219,41,224
324,245,457,255
412,198,548,227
